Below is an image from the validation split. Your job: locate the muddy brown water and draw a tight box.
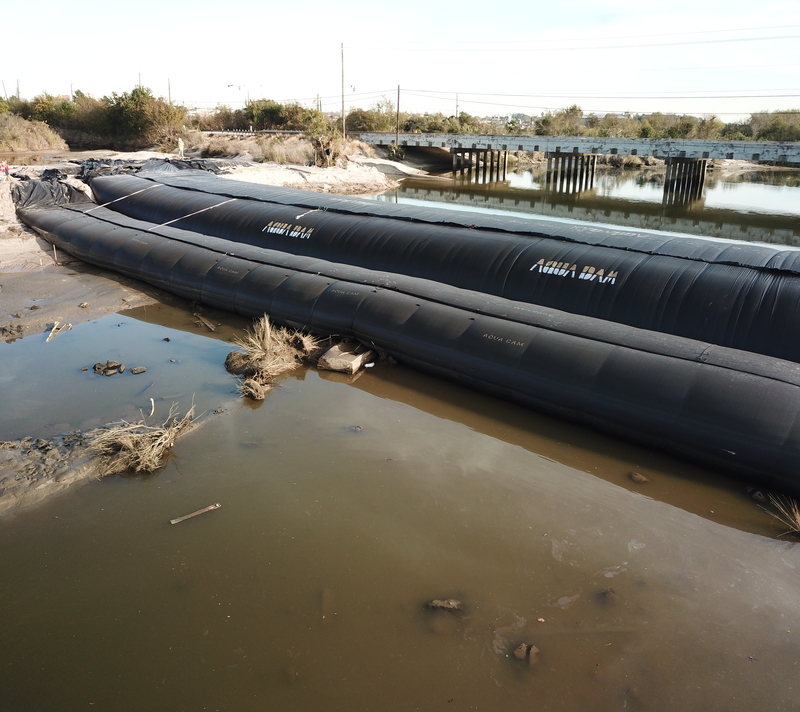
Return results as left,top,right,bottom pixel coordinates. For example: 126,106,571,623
1,297,799,711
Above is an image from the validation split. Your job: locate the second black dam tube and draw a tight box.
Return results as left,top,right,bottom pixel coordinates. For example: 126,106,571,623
90,172,800,364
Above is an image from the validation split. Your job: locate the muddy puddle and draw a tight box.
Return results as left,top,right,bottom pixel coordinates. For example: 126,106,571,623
1,299,799,711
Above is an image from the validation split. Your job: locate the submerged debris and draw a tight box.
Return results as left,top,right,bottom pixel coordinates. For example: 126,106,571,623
746,487,768,504
513,643,540,666
88,404,195,477
594,587,620,606
426,598,463,613
629,471,649,483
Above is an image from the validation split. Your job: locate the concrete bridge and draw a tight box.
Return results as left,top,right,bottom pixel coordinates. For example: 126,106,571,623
356,131,800,205
356,132,800,164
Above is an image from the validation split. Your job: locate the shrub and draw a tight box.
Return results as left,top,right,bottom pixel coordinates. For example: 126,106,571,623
0,113,68,151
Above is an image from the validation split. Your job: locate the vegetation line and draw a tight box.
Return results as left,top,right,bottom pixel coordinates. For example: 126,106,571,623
1,85,798,155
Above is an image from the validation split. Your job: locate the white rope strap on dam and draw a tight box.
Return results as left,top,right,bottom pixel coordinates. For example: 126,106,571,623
146,198,238,231
85,183,165,212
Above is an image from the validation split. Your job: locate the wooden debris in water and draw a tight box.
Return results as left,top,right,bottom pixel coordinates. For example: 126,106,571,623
193,313,217,332
46,321,72,342
170,502,221,525
88,404,195,477
317,341,375,375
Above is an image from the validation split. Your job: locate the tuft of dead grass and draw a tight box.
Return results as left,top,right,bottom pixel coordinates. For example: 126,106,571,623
228,316,324,400
766,494,800,537
88,404,195,477
237,377,270,400
256,135,315,165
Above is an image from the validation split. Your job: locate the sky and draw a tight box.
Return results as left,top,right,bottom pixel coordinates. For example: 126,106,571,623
3,0,799,121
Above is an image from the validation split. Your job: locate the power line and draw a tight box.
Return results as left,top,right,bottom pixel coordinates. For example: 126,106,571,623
405,88,800,100
350,24,800,48
362,34,800,53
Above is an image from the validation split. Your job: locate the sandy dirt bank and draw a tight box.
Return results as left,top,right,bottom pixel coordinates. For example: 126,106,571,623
0,433,98,517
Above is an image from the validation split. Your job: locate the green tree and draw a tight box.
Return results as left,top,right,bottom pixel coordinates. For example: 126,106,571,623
536,105,584,136
720,121,752,140
695,115,723,140
665,117,697,139
244,99,284,129
752,110,800,142
454,111,485,133
103,86,156,140
281,103,327,133
193,105,248,131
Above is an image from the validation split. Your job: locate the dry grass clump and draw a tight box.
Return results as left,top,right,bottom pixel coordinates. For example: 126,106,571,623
342,138,377,159
256,135,315,165
199,136,246,158
192,133,376,166
766,494,800,537
88,405,195,477
596,154,662,169
227,316,323,400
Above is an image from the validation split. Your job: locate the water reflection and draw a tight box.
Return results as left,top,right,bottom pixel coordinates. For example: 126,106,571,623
381,168,800,247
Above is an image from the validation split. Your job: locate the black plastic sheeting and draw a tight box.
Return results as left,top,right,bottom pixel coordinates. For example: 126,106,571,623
15,194,800,495
90,173,800,363
12,180,93,208
77,158,222,182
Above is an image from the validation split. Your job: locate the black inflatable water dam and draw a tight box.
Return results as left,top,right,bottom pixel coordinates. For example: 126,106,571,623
15,172,800,495
90,172,800,364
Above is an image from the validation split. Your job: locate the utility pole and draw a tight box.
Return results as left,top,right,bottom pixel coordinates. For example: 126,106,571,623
168,78,171,104
1,81,7,100
456,92,459,118
341,43,345,137
396,85,400,147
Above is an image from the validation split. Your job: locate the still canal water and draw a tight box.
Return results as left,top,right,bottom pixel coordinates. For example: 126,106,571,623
1,165,799,711
377,164,800,247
